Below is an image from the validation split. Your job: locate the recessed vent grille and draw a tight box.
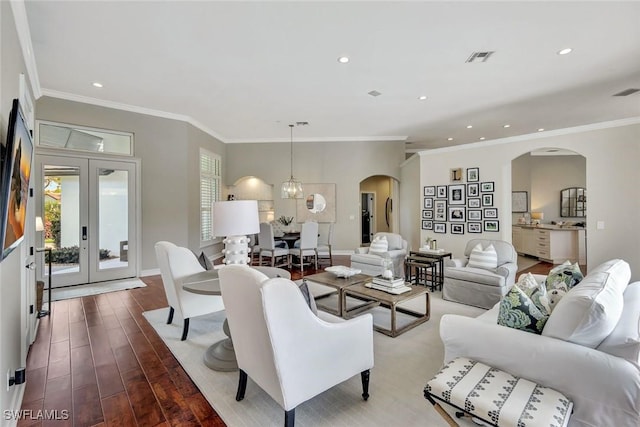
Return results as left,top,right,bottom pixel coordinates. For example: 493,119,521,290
466,51,494,63
613,88,640,97
368,90,382,97
295,121,309,126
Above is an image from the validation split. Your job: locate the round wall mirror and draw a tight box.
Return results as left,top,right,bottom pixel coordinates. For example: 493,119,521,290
306,193,326,213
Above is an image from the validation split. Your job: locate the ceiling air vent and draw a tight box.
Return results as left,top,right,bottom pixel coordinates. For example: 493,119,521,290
295,121,309,126
466,51,494,63
613,88,640,97
368,90,382,97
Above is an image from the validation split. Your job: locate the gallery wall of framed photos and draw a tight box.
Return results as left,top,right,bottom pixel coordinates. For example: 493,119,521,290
421,167,499,235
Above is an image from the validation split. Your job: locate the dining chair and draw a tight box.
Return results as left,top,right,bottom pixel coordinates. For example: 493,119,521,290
258,222,289,267
289,221,318,277
317,223,334,266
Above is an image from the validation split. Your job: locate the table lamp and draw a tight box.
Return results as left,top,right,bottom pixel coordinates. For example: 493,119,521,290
213,200,260,264
531,212,544,226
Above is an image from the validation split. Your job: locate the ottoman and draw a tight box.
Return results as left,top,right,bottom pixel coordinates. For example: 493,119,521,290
424,357,573,427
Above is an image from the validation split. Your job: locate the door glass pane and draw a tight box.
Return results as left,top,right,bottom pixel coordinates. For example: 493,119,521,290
98,168,129,270
38,122,133,155
44,165,80,276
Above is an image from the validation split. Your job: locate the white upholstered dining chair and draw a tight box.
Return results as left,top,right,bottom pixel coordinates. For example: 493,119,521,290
288,221,319,277
219,265,374,427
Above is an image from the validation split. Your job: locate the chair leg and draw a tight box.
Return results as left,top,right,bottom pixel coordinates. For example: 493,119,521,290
361,369,370,401
236,369,248,401
166,307,174,324
284,408,295,427
181,318,190,341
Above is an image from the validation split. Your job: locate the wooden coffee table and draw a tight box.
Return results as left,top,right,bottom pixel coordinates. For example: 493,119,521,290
342,283,430,337
303,272,371,316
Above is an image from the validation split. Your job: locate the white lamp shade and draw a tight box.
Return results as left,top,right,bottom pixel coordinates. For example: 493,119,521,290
531,212,544,220
35,216,45,232
212,200,260,237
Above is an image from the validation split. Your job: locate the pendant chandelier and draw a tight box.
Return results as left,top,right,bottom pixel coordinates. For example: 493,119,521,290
281,124,304,199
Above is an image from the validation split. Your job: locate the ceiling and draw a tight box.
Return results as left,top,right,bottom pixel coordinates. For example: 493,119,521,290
23,1,640,151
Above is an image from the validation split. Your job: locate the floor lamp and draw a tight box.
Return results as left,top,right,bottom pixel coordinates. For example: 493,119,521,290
35,216,52,318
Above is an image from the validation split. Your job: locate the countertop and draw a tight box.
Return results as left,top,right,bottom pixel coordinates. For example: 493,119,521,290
513,224,585,231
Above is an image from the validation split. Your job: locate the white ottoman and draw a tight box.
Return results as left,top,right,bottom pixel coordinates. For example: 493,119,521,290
424,357,573,427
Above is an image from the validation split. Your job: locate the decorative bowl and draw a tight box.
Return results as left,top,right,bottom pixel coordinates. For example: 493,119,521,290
325,266,361,278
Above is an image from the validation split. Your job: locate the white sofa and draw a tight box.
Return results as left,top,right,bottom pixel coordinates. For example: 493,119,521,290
440,259,640,427
350,232,408,277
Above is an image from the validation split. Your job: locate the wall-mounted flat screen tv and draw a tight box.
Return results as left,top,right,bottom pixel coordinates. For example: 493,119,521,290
0,99,34,261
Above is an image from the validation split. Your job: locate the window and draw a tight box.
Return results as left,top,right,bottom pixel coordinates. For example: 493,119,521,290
200,149,221,245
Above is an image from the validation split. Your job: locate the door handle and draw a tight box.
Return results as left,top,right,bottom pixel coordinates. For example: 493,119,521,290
82,226,88,240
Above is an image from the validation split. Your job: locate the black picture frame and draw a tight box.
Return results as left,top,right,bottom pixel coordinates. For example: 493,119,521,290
434,222,446,234
448,206,466,222
424,197,433,209
467,183,479,197
468,198,481,208
481,181,494,192
422,210,433,219
434,200,447,221
436,185,447,199
448,184,465,205
466,167,479,182
484,208,498,218
424,186,435,197
451,223,464,234
512,191,528,213
482,194,493,206
422,220,433,230
467,209,482,221
484,220,500,232
468,222,482,233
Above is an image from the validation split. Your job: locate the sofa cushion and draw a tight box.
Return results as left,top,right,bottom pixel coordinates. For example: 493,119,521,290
597,281,640,364
542,259,630,348
445,266,505,287
545,261,584,291
467,243,498,270
350,253,386,266
369,235,388,255
498,284,549,334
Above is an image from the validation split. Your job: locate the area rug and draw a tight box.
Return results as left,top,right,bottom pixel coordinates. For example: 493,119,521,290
45,278,147,301
517,255,540,272
143,290,484,426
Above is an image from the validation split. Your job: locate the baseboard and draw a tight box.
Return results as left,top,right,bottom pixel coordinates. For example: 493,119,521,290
140,268,160,277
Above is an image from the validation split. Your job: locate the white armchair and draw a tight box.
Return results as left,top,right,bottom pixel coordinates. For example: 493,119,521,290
219,265,374,427
154,241,225,340
443,239,518,309
350,232,408,276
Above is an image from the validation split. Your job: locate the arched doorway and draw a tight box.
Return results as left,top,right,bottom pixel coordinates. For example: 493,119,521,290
511,148,587,267
359,175,399,245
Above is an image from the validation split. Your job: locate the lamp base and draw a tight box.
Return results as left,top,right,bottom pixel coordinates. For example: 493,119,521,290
222,235,251,265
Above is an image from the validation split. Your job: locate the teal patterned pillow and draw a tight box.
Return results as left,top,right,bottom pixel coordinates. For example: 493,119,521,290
545,262,584,291
498,285,549,334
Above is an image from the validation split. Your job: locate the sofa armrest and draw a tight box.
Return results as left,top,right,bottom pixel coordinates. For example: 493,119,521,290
354,247,370,254
440,314,640,427
445,258,467,268
496,262,517,280
387,249,406,258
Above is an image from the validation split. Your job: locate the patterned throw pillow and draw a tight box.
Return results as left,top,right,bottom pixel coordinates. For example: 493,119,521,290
498,285,550,334
545,261,584,291
467,243,498,270
369,235,388,255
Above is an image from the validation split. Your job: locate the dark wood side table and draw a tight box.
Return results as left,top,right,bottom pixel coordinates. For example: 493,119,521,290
408,250,452,291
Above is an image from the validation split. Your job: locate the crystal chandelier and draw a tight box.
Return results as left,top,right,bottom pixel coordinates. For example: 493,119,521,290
281,124,304,199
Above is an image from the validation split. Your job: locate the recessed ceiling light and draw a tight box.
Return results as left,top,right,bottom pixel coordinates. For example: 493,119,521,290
92,82,103,88
538,128,545,132
337,56,349,64
466,125,473,129
503,124,511,128
447,137,454,141
557,48,572,55
479,137,486,141
418,95,427,100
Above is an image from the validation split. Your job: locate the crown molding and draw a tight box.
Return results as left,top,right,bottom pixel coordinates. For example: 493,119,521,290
11,0,42,99
415,116,640,156
41,89,228,142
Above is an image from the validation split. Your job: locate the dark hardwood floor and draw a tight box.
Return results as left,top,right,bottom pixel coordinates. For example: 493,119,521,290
18,255,553,426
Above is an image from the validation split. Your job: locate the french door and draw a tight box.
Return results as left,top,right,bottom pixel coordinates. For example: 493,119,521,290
35,155,138,287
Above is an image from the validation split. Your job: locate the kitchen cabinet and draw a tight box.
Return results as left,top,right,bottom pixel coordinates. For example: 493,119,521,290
512,225,585,264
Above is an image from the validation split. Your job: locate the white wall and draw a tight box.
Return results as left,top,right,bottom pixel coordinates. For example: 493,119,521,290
410,121,640,279
0,0,36,417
